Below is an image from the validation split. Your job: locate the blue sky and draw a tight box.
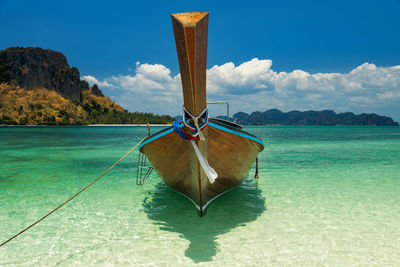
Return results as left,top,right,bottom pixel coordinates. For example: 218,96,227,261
1,0,400,121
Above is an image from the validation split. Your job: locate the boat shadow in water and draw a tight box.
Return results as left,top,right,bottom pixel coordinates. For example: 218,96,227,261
142,178,266,263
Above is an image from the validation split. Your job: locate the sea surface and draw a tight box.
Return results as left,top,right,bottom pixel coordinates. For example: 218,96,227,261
1,125,399,266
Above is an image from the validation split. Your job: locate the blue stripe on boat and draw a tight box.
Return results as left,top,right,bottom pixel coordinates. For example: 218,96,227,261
139,123,183,149
139,121,264,149
208,122,265,147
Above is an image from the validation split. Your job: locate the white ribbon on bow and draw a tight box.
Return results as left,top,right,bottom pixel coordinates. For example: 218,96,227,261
190,140,218,183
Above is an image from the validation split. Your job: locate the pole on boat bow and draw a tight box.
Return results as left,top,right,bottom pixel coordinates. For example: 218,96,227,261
171,12,211,216
171,12,209,117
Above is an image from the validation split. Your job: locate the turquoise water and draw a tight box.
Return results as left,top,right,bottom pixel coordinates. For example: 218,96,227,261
1,126,400,265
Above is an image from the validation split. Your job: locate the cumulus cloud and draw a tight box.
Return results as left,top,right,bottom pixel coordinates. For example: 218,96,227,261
83,59,400,121
207,59,273,94
82,75,114,88
377,91,400,100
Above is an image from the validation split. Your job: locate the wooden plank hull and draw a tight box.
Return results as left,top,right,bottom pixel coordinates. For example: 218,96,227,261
140,13,264,215
139,119,264,215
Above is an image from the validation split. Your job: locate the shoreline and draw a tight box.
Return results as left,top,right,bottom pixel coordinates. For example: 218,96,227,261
87,124,172,127
0,124,172,127
1,124,399,127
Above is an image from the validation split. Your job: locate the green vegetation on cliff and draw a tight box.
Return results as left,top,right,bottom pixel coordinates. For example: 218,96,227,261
80,88,173,124
0,83,174,125
0,83,87,125
0,47,173,125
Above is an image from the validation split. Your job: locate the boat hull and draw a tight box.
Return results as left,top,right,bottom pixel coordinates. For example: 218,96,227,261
139,119,264,215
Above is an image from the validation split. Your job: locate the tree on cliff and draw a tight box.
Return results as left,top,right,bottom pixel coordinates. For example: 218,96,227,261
0,47,173,125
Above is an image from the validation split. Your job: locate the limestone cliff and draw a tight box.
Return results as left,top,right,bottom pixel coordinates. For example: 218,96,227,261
0,47,90,103
0,47,173,125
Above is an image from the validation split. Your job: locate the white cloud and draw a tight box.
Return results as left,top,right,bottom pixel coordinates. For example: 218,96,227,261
83,59,400,121
82,75,114,88
377,91,400,100
207,59,273,94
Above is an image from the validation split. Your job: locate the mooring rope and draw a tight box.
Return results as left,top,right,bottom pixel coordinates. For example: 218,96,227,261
0,137,146,248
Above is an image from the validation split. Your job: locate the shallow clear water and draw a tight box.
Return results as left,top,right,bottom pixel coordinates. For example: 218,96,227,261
1,126,400,265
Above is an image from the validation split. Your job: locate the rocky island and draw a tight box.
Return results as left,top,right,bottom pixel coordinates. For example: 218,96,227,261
232,109,399,126
0,47,173,125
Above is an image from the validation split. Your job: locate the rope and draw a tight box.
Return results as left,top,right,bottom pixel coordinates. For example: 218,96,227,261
173,107,218,184
173,120,199,141
0,137,146,248
174,107,209,142
182,107,209,141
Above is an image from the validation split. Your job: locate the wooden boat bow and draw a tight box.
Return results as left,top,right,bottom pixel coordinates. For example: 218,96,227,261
139,12,264,216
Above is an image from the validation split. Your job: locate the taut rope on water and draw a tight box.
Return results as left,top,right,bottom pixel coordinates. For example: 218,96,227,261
0,137,146,248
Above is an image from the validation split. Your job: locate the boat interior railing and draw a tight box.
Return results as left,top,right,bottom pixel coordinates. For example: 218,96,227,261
207,101,229,118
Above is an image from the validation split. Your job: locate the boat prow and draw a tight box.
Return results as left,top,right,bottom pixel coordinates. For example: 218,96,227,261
139,119,264,215
139,12,264,215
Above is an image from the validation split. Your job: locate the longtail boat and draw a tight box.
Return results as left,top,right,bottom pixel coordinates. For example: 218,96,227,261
139,12,264,216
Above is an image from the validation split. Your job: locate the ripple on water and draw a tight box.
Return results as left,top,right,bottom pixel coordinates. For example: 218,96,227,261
1,126,400,265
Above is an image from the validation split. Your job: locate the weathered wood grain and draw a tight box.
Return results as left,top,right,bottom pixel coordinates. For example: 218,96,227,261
141,12,264,215
171,12,208,117
140,120,264,215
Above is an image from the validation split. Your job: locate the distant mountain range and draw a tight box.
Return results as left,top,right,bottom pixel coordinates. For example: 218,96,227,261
228,109,398,126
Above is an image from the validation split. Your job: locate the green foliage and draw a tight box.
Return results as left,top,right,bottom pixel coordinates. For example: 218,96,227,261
58,109,67,117
0,51,11,83
98,111,172,124
83,104,173,124
43,115,56,125
19,117,28,125
34,103,43,109
79,96,173,124
0,115,18,125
